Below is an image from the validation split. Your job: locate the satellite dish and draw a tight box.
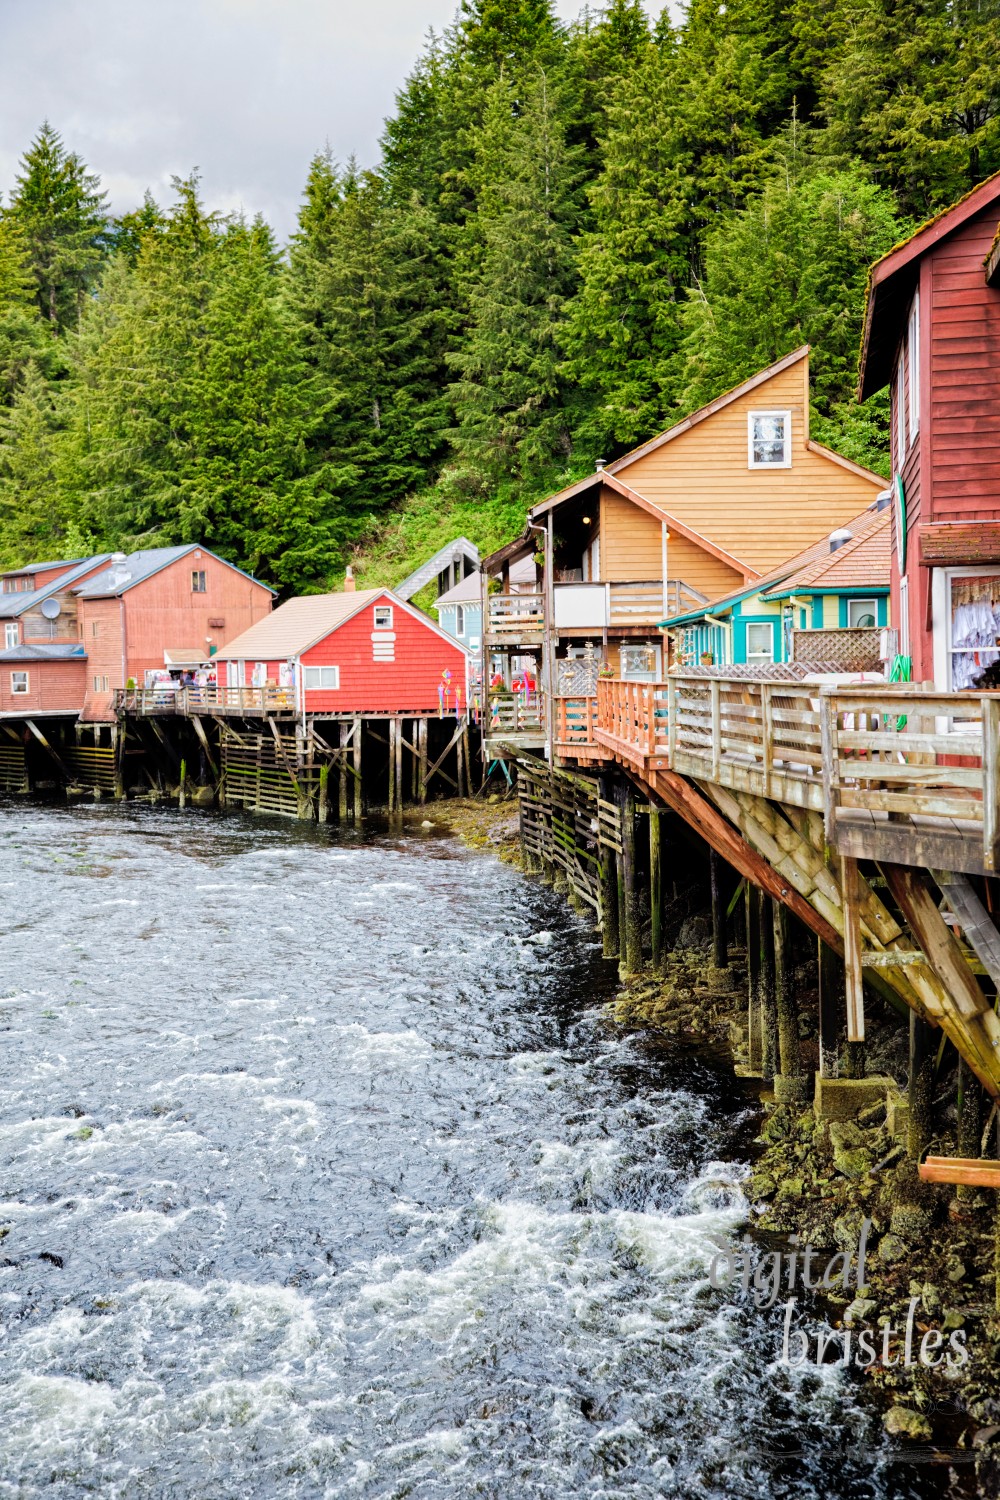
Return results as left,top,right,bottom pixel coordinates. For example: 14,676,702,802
40,597,61,620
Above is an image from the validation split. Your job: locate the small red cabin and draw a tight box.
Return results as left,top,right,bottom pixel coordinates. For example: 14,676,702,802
858,170,1000,689
213,587,472,714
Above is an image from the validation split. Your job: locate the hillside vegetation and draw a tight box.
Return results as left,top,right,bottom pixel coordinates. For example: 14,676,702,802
1,0,998,592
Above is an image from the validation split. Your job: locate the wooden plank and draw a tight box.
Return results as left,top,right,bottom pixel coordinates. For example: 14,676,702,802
919,1156,1000,1188
841,856,865,1042
935,870,1000,991
882,861,994,1032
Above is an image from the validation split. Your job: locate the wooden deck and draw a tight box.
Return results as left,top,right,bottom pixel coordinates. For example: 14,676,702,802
583,676,1000,876
117,686,299,718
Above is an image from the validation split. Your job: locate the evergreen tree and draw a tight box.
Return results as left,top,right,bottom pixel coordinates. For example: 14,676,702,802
286,152,452,530
7,123,109,331
821,0,1000,216
0,207,60,403
0,360,68,563
449,72,582,484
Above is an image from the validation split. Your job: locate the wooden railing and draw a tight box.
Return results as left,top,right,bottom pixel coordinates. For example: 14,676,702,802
487,693,544,736
593,676,1000,873
608,579,708,625
486,592,545,637
116,685,297,716
554,695,597,750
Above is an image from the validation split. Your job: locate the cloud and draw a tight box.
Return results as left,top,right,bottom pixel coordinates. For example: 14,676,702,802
0,0,660,242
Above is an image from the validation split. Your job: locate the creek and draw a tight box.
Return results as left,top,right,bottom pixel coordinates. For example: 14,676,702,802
0,803,938,1497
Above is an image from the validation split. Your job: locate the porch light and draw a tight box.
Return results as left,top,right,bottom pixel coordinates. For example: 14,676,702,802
581,515,591,525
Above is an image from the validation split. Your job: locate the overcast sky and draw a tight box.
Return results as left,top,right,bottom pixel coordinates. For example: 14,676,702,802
1,0,660,243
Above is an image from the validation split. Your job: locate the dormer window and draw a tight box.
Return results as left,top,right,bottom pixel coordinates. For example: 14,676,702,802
748,411,791,468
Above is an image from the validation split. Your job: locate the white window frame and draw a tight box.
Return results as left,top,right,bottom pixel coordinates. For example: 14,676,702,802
746,621,775,662
4,623,18,649
454,603,466,638
747,410,792,469
907,292,920,441
932,564,1000,691
373,605,393,630
302,665,340,691
10,670,28,694
895,358,906,462
847,598,879,628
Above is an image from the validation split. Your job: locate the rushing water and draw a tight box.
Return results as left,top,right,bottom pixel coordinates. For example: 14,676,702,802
0,803,942,1499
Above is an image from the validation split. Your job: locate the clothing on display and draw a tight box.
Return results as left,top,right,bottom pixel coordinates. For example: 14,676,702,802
950,575,1000,688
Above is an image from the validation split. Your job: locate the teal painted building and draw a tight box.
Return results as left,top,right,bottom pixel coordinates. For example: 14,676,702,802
664,504,891,667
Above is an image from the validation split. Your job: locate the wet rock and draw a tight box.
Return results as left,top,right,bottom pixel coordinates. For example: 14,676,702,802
884,1407,932,1442
877,1234,907,1263
943,1310,966,1332
829,1122,874,1179
858,1100,887,1128
946,1256,966,1283
920,1282,941,1315
890,1203,930,1240
846,1296,877,1323
776,1176,804,1200
675,913,711,949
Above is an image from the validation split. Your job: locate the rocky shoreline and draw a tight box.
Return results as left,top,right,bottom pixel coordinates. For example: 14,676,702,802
442,798,1000,1493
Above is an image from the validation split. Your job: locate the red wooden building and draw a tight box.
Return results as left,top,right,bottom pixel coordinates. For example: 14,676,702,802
858,170,1000,688
213,585,471,715
0,545,273,719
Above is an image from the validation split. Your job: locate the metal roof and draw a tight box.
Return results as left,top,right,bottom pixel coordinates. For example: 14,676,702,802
395,537,480,600
0,643,87,661
0,554,113,619
74,545,272,599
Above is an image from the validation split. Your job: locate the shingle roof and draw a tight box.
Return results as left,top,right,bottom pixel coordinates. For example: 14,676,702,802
760,506,891,596
212,589,386,660
0,643,87,661
664,501,889,627
434,574,483,607
1,557,87,575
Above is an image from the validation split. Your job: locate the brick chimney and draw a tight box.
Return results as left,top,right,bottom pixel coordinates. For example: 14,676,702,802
344,565,356,593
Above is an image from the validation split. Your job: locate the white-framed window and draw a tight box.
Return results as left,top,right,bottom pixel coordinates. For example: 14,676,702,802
4,623,18,649
941,567,1000,690
455,604,466,638
895,359,906,462
191,570,207,593
847,598,878,628
748,410,791,468
303,665,340,690
92,674,109,692
746,621,775,662
907,292,920,440
10,671,28,694
373,605,393,630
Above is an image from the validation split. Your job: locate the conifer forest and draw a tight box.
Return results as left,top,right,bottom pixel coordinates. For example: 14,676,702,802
2,0,998,594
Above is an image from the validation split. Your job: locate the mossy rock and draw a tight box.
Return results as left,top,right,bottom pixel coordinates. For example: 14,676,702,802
877,1233,908,1263
890,1203,930,1240
884,1407,932,1442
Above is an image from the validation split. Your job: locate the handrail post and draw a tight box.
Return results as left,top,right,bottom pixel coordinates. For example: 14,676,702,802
710,679,721,781
983,695,1000,873
667,676,677,767
761,683,774,798
819,690,839,847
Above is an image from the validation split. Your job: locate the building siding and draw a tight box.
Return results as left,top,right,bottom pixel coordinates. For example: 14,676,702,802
0,658,88,714
613,359,883,573
599,490,744,599
300,597,469,713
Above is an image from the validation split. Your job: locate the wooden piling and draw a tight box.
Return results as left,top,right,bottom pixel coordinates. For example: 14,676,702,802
773,901,806,1101
710,847,728,970
745,882,763,1073
957,1057,984,1201
318,762,329,824
418,717,428,804
817,938,841,1080
649,806,664,970
353,719,363,819
760,894,778,1082
908,1010,935,1161
179,756,187,810
618,782,642,977
338,723,349,820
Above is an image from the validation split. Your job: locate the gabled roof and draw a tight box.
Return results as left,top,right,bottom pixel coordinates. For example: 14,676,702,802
213,589,385,659
664,501,888,628
395,537,480,600
858,170,1000,399
434,573,482,607
0,643,87,661
0,557,87,576
213,587,470,661
605,346,812,473
0,554,113,619
527,469,760,583
760,506,891,597
758,504,893,597
75,545,273,599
